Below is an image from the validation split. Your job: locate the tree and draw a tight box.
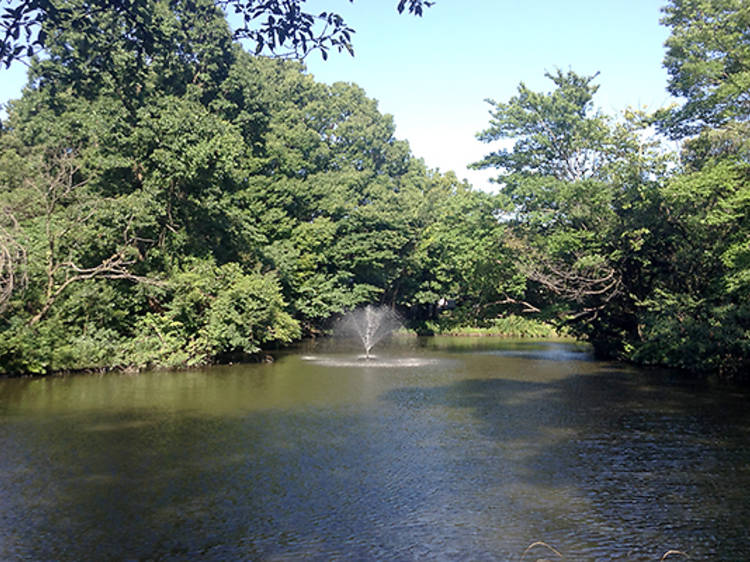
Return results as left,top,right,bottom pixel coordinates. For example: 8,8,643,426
0,0,455,373
0,0,433,68
645,1,750,377
0,204,26,313
0,0,276,372
473,72,623,326
405,172,524,326
124,259,299,369
631,121,750,376
659,0,750,137
236,62,424,325
0,143,162,324
472,70,670,356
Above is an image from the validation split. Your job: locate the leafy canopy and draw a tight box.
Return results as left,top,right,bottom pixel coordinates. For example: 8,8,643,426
659,0,750,136
0,0,434,67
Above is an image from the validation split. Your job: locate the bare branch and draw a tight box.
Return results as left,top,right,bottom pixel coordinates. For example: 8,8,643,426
506,234,623,323
479,295,542,314
0,207,27,313
19,147,162,325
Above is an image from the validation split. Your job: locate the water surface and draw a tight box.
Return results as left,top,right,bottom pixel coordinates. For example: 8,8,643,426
1,338,749,560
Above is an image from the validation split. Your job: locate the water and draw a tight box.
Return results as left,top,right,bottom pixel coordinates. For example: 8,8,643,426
1,337,749,560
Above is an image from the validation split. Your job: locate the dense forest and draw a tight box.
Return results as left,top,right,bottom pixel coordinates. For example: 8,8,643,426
0,0,748,378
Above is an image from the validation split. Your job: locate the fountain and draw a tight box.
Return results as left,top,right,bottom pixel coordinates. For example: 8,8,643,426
301,305,440,368
335,305,402,359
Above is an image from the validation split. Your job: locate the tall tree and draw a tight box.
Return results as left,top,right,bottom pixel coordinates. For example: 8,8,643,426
643,0,750,376
659,0,750,137
625,124,750,376
472,70,670,356
0,0,295,373
0,0,466,373
405,172,523,325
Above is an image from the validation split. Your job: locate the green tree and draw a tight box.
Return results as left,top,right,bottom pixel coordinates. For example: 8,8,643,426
659,0,750,137
641,0,750,377
473,70,671,357
473,71,622,343
631,122,750,376
405,171,524,327
224,60,428,328
124,259,299,369
0,0,455,373
0,0,291,373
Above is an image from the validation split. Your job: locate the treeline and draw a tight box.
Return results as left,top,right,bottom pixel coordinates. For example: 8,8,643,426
469,1,750,378
0,0,748,378
0,0,515,374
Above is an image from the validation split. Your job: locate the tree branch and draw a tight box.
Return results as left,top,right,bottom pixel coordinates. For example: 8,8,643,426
0,207,27,313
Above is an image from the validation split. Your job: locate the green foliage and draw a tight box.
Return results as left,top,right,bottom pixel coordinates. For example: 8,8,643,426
626,123,750,377
633,292,750,377
407,173,524,322
633,0,750,377
473,63,749,376
428,314,562,339
472,70,664,356
659,0,750,137
123,260,299,369
1,0,504,375
474,70,614,182
1,0,434,68
0,280,137,374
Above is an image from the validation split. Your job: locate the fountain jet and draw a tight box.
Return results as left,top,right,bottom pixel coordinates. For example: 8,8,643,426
336,305,402,359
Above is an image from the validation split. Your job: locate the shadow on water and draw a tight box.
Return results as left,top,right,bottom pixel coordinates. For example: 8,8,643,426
380,367,750,559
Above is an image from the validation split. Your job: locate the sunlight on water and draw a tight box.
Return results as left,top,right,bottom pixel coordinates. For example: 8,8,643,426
301,354,441,368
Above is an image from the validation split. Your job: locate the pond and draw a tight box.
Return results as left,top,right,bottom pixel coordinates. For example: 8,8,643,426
1,337,749,560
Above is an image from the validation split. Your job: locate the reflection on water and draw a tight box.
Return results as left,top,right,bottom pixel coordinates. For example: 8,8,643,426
1,338,749,560
302,356,441,368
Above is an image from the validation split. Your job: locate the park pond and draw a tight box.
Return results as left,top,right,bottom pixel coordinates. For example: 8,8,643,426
1,337,749,560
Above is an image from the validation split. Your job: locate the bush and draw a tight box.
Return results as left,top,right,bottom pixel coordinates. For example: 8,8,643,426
125,260,300,369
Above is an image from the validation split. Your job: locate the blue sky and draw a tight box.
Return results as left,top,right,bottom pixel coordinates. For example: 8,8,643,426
304,0,675,190
1,0,675,191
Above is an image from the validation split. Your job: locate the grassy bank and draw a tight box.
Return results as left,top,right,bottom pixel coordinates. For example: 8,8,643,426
419,315,569,339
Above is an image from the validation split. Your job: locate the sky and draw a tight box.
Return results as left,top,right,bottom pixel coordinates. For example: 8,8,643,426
0,0,676,192
303,0,676,190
